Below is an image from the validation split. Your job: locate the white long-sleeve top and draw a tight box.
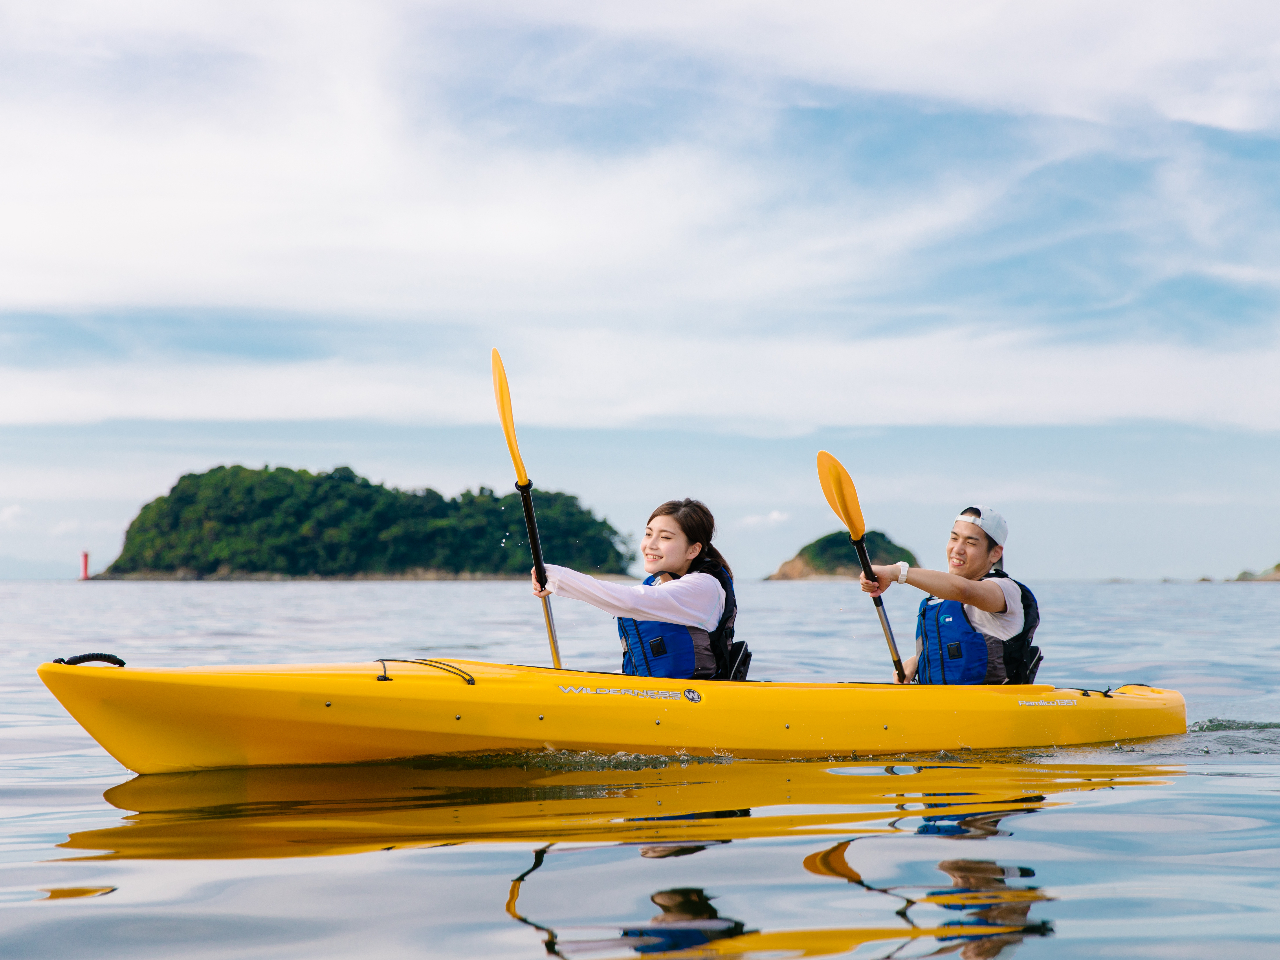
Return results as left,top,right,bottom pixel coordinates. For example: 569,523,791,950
543,564,725,632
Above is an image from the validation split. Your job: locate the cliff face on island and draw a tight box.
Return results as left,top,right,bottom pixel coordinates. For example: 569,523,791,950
102,465,632,579
768,530,918,580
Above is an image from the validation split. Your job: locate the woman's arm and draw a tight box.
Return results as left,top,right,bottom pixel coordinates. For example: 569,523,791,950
860,564,1007,613
533,565,725,631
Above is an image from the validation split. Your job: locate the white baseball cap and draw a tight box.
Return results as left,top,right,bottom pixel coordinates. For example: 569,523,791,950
954,505,1007,546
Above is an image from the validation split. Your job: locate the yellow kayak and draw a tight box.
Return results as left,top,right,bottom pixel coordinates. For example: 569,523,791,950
38,657,1185,774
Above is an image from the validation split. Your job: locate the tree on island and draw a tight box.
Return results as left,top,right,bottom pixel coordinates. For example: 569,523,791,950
105,465,632,578
769,530,918,580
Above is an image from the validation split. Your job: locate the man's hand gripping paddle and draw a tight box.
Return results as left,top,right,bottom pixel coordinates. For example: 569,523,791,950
492,349,562,669
817,451,906,683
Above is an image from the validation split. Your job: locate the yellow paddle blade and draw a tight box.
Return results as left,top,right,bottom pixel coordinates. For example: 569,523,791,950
817,451,866,540
802,841,863,883
491,349,529,486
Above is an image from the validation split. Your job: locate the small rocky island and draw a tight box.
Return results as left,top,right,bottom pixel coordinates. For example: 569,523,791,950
769,530,918,580
1236,563,1280,581
100,465,632,579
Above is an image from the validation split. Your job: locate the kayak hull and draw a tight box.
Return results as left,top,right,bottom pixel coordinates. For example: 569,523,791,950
37,659,1187,774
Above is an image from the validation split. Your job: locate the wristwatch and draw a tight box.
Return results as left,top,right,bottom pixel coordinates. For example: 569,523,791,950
897,562,910,584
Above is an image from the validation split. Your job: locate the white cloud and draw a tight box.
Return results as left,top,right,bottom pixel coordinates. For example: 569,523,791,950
739,510,790,527
1,1,1278,323
523,1,1280,130
0,325,1275,431
0,505,23,528
0,1,1275,446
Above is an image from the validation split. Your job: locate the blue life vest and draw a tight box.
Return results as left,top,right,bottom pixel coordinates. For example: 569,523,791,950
915,572,1041,685
916,597,990,685
618,568,734,680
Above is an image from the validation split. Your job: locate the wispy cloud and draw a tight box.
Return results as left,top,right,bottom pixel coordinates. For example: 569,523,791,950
0,323,1275,431
0,4,1275,439
738,510,790,527
1,3,1278,346
515,1,1280,129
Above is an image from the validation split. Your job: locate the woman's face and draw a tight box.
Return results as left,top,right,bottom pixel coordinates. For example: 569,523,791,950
946,520,1003,580
642,514,702,577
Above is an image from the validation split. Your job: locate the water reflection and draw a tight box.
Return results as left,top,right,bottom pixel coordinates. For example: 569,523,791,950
507,846,1045,959
803,840,1050,959
503,806,1057,959
61,757,1176,958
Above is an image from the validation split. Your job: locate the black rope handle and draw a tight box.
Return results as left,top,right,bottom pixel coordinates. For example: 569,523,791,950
375,659,475,685
53,653,125,667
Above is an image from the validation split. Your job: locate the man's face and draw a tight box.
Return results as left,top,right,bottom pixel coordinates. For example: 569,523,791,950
946,520,1002,580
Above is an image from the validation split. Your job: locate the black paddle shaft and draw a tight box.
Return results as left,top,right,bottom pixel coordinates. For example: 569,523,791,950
852,536,906,683
515,480,549,588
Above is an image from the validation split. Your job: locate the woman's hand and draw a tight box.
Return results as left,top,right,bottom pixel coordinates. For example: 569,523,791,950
530,567,552,599
859,564,896,597
895,654,918,684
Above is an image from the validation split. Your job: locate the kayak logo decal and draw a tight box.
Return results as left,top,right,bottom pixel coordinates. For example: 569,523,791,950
683,689,701,703
558,685,682,700
1018,699,1078,706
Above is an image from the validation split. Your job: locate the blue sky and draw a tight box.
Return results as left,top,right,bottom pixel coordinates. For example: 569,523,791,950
1,2,1278,579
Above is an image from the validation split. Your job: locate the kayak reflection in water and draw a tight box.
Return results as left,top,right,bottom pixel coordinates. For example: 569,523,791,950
532,499,747,681
860,505,1043,686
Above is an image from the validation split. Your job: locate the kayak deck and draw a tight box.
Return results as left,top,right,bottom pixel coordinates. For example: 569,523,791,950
38,659,1187,774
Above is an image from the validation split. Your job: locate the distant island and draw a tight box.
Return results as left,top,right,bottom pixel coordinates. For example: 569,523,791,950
1236,563,1280,581
100,465,633,580
768,530,918,580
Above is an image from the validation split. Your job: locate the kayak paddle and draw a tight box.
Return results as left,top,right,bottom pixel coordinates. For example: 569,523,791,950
816,450,906,683
492,348,562,669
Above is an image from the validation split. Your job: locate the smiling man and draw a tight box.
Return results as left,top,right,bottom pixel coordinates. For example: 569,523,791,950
860,506,1042,685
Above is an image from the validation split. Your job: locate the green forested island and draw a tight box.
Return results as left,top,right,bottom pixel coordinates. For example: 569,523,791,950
103,465,632,579
768,530,918,580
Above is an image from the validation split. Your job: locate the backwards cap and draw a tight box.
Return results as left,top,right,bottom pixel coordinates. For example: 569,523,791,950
954,505,1007,547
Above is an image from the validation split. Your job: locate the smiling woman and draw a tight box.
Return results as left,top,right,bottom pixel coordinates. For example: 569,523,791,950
533,498,748,682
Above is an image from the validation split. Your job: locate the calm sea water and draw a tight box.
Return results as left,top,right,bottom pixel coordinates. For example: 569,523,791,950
2,580,1279,957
